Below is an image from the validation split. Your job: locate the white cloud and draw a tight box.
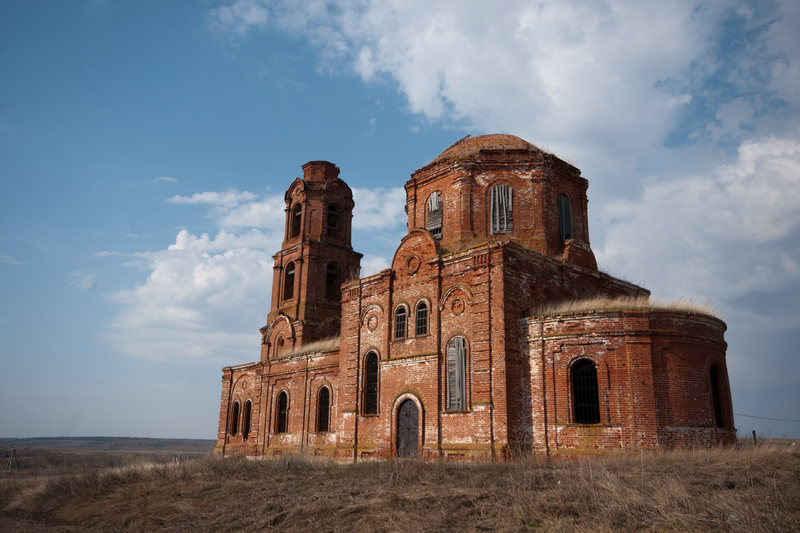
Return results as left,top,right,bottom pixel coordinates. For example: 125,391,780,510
361,255,390,277
352,187,406,229
207,0,270,38
597,136,800,313
109,228,279,363
108,185,406,363
154,176,179,184
168,190,256,209
70,272,96,290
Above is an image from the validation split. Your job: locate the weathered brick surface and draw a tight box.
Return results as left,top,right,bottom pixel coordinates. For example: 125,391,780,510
215,135,735,460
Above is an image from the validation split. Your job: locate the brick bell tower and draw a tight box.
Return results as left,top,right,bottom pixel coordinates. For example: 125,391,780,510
261,161,362,360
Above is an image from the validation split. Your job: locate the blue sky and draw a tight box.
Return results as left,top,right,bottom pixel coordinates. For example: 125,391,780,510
1,0,798,439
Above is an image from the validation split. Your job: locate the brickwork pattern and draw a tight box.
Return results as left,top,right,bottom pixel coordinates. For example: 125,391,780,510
214,135,735,460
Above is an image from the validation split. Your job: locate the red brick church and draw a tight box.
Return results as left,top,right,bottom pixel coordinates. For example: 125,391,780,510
215,134,735,460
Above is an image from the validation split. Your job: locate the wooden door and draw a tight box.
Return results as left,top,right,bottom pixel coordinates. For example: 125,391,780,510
396,399,418,458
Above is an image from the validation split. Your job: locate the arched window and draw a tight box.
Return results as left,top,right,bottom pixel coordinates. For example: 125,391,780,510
276,391,289,433
327,203,340,235
229,401,240,435
415,301,429,336
572,359,600,424
710,365,725,428
283,262,295,300
291,203,302,237
242,399,252,440
394,306,407,340
317,387,331,432
490,184,513,234
558,194,573,242
363,352,379,415
325,262,341,302
446,336,467,410
426,192,443,239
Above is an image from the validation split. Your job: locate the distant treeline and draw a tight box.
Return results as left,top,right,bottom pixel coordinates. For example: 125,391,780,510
0,437,215,453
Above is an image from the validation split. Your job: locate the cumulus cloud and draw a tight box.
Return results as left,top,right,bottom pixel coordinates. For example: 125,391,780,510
352,187,406,229
108,185,406,363
598,136,800,315
109,229,278,362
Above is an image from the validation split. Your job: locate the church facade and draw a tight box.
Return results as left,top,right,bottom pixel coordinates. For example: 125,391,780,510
215,135,735,460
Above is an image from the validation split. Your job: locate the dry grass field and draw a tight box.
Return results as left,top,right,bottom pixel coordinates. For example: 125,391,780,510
1,442,798,532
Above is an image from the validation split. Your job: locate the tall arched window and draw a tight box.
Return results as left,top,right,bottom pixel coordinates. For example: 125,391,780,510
229,401,240,435
327,203,340,235
242,399,252,440
325,262,341,302
276,391,289,433
446,336,467,410
283,262,295,300
291,203,302,237
415,301,429,336
710,365,725,428
317,387,331,432
427,191,443,239
394,306,407,340
558,194,573,242
572,359,600,424
490,184,513,234
363,352,379,415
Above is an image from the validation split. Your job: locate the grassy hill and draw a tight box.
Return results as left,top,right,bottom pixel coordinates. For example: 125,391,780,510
1,441,798,531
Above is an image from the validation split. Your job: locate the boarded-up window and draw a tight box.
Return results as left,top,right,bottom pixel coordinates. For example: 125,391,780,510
325,262,341,301
711,365,724,427
427,192,443,239
283,262,295,300
490,184,513,234
363,352,379,415
327,203,339,236
572,359,600,424
394,306,407,340
291,203,302,237
415,301,429,336
447,336,467,410
558,194,573,242
242,400,252,440
317,387,330,432
229,401,240,435
276,391,289,433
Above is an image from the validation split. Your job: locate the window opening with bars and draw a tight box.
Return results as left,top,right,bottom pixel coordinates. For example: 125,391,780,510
427,192,443,239
572,359,600,424
447,336,467,410
363,352,379,415
490,185,513,234
394,307,407,340
415,301,429,336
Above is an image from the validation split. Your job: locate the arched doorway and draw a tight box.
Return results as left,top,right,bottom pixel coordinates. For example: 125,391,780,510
396,399,419,458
